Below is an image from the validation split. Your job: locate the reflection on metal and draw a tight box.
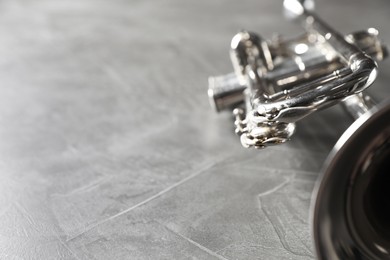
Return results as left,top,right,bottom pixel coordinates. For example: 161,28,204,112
208,0,390,259
312,100,390,260
207,0,387,149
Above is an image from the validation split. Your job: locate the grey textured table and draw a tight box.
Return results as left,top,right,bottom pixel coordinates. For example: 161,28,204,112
1,0,389,259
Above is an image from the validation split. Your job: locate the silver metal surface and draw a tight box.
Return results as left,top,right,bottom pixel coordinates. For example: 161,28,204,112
312,100,390,259
209,1,390,259
208,0,387,149
0,0,389,259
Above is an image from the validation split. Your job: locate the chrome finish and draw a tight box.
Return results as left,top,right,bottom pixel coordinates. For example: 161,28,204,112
208,1,390,259
312,100,390,260
208,0,387,149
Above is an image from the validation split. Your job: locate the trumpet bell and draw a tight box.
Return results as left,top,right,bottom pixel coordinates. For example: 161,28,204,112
312,100,390,259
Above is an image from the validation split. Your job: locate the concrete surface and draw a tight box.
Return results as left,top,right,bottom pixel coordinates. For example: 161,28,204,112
0,0,389,259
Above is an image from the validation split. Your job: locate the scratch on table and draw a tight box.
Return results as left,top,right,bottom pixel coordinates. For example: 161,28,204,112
162,223,229,260
287,221,314,254
55,234,82,260
260,206,311,257
257,174,313,258
257,174,294,198
14,201,36,227
51,176,113,198
66,158,223,242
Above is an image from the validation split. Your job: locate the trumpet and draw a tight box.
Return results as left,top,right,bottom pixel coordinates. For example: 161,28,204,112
207,0,390,259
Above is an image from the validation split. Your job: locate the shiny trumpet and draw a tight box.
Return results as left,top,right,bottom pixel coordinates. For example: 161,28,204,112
207,0,390,259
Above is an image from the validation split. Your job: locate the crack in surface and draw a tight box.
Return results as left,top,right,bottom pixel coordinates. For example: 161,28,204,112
257,175,294,198
161,223,229,260
55,234,82,260
257,175,313,258
51,176,113,198
66,159,223,242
